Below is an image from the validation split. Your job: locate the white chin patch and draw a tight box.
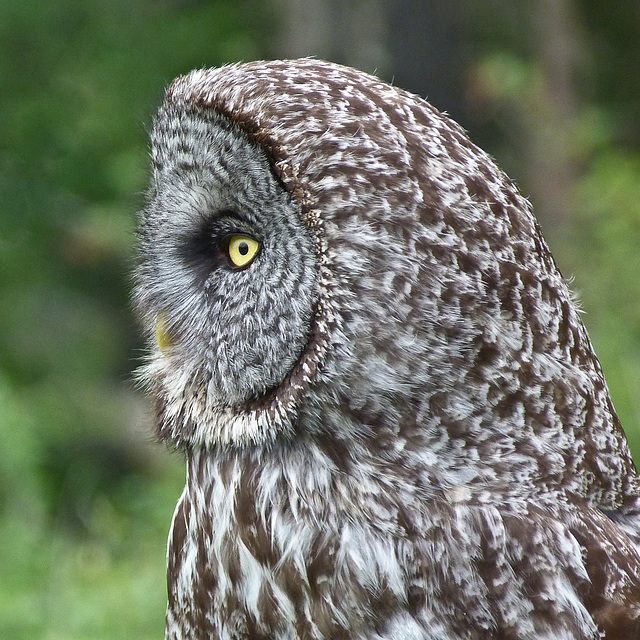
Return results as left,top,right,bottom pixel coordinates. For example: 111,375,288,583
143,354,296,448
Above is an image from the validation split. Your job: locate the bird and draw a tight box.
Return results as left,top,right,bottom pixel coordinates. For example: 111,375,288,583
133,58,640,639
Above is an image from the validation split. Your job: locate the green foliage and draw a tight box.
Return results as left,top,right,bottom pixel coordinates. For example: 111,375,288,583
570,149,640,454
0,0,272,637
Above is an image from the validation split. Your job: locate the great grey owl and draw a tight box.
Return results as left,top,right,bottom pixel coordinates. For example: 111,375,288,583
134,59,640,639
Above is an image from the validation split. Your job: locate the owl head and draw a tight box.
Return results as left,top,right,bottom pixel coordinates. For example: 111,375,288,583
134,59,637,506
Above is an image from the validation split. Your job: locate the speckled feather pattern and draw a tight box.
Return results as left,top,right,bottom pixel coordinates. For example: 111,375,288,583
134,59,640,639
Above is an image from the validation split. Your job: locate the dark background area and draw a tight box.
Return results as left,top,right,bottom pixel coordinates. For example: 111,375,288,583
1,1,639,637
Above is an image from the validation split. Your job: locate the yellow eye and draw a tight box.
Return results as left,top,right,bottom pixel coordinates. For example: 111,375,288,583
155,313,172,355
227,235,260,268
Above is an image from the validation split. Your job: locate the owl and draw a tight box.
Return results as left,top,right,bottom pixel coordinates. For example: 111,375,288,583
134,59,640,639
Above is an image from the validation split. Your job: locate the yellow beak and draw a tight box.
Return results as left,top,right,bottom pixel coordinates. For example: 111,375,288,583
155,313,172,355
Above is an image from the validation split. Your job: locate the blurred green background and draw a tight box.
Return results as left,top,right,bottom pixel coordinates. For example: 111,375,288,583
1,1,639,638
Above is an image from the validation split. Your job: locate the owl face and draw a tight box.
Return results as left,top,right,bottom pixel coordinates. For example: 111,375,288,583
135,105,318,445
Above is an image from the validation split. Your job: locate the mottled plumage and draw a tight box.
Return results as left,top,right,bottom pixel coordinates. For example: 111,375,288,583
134,59,640,639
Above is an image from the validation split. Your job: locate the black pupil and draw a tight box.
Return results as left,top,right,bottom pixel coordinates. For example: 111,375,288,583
238,241,249,256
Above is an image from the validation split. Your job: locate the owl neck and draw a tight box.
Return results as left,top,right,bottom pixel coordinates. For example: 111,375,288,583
170,440,452,637
181,431,482,542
